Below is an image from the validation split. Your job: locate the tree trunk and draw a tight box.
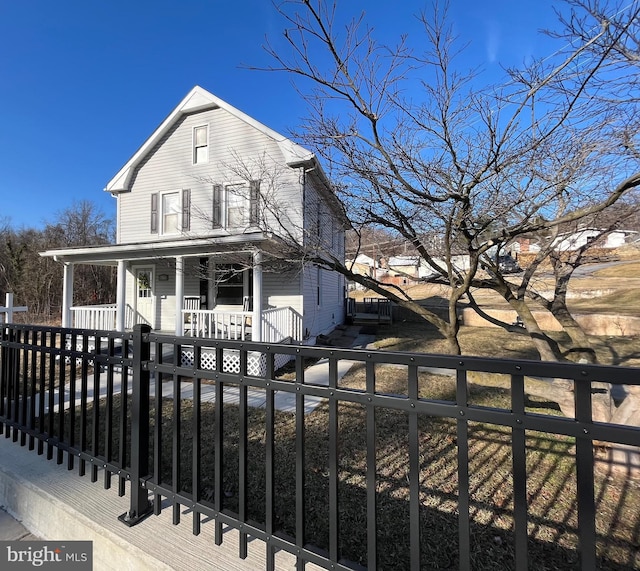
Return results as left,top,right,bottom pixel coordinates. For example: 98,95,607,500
508,298,562,362
551,306,598,363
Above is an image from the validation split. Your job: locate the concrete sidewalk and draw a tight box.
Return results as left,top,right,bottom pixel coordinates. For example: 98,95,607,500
0,434,301,570
0,506,40,541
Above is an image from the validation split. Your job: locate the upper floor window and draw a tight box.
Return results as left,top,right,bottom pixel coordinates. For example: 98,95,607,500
212,180,260,229
151,189,191,235
193,125,209,164
162,192,180,234
227,183,245,228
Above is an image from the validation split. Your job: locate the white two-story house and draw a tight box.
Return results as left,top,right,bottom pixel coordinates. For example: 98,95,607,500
41,86,347,345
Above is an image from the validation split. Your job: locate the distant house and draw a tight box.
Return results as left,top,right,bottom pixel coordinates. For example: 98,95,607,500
552,229,627,251
517,229,636,254
380,256,420,286
387,256,419,277
346,254,376,290
41,86,348,344
347,254,376,276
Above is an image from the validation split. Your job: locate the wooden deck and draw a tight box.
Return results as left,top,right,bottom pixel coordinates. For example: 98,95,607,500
350,311,392,325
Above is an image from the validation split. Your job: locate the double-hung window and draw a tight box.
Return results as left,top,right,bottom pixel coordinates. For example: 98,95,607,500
227,183,245,228
212,180,260,230
162,192,180,234
151,189,191,235
193,125,208,164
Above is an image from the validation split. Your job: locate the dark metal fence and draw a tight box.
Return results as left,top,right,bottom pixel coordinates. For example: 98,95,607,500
1,322,640,570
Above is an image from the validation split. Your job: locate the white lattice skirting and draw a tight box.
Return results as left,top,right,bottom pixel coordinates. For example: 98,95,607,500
181,347,292,377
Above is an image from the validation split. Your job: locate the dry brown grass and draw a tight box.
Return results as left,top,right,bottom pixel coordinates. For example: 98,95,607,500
593,261,640,278
53,352,640,571
370,320,640,367
350,251,640,318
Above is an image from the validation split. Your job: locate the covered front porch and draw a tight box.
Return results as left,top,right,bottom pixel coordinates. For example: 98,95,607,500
41,234,303,344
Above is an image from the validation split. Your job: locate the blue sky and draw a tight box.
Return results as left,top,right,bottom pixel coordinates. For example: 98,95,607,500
0,0,558,229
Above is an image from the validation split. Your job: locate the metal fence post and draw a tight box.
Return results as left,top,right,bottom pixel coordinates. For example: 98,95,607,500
119,323,153,526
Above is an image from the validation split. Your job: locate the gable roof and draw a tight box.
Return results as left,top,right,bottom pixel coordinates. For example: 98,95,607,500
105,85,316,194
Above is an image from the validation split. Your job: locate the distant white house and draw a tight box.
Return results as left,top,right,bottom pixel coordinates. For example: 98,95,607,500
524,229,636,253
347,253,376,270
346,254,377,290
553,229,627,251
419,256,471,278
387,256,420,278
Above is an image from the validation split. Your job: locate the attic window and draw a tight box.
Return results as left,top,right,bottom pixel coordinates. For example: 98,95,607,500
193,125,208,164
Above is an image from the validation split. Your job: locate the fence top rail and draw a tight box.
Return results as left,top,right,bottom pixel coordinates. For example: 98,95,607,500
1,322,132,340
147,329,640,386
1,323,637,386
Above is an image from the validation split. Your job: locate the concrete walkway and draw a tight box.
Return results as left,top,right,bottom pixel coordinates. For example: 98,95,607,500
0,326,375,569
0,435,315,570
0,507,40,541
40,326,375,417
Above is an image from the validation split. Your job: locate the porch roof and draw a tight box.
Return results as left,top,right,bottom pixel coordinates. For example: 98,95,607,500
39,232,275,265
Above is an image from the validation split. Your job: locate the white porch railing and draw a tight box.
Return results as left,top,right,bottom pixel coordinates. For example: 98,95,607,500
71,304,301,343
183,306,301,343
71,304,149,330
125,304,151,329
262,306,302,343
71,304,117,330
183,309,252,341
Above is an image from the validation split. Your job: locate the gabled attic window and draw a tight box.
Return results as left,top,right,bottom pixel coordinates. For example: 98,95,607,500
193,125,209,164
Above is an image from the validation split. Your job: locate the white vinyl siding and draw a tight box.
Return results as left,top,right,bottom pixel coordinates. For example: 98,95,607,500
117,107,302,244
301,263,344,339
262,271,303,315
303,175,343,258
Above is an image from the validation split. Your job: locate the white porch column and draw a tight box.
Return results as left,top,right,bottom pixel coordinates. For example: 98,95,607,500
252,250,262,342
62,262,74,328
175,256,184,336
115,260,127,331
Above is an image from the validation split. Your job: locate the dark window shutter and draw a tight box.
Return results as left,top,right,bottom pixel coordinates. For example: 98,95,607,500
150,193,158,234
212,184,222,228
249,180,260,225
182,188,191,231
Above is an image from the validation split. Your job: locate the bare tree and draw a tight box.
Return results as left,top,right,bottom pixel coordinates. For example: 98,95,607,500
0,201,115,323
255,0,640,359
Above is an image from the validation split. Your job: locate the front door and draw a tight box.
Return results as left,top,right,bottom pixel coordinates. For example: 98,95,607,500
135,267,155,327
